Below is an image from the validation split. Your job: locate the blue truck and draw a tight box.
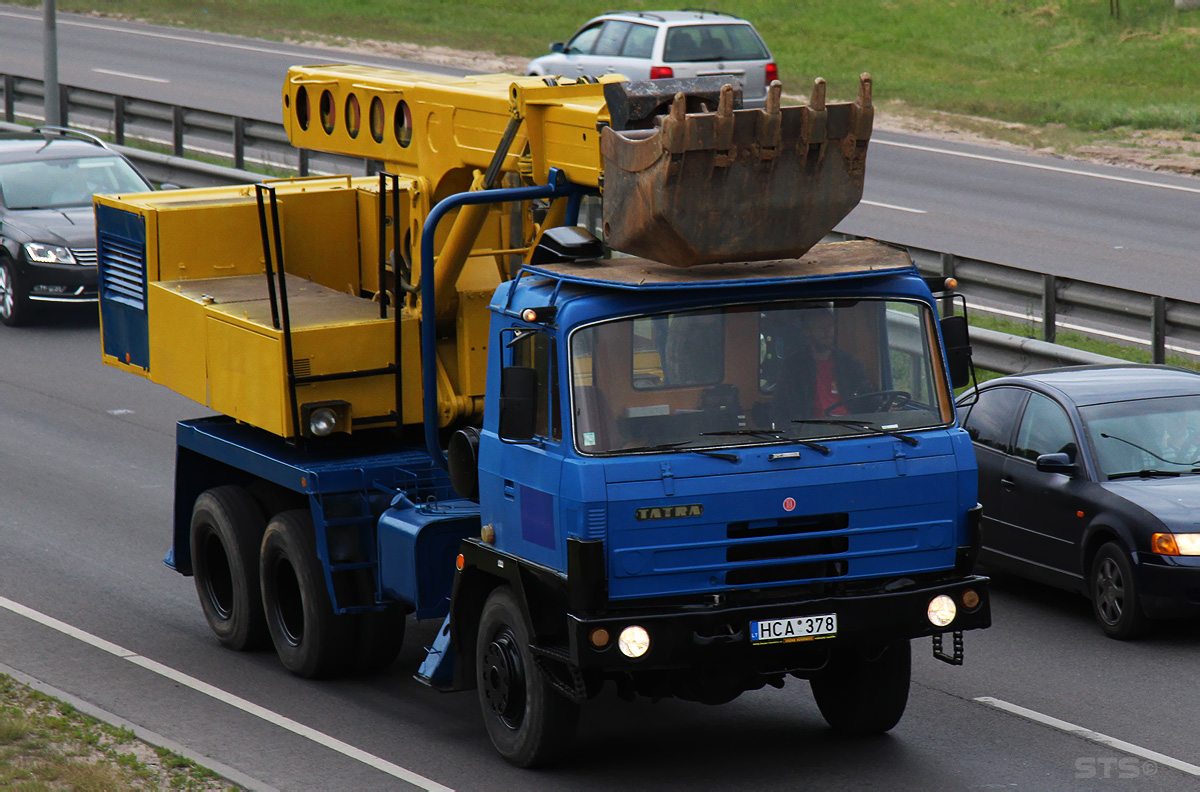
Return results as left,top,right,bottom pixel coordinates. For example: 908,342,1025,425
96,67,989,766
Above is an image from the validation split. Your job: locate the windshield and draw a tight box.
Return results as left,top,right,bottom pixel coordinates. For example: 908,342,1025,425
1081,394,1200,478
0,155,148,209
569,298,953,455
663,24,769,62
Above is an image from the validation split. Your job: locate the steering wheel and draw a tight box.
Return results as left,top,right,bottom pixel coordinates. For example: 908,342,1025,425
825,389,912,416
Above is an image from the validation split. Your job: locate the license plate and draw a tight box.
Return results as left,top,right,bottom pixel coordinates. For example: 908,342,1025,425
750,614,837,644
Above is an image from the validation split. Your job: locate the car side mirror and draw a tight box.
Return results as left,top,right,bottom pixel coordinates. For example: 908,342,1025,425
550,41,566,54
940,314,972,389
1036,452,1078,475
499,365,538,441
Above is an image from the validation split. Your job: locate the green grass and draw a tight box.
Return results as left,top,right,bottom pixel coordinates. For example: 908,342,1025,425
0,674,235,790
9,0,1200,134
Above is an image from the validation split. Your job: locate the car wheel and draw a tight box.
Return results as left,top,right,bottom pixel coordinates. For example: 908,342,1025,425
810,639,911,735
0,256,33,327
476,586,579,767
189,486,270,650
1089,541,1149,640
260,510,354,678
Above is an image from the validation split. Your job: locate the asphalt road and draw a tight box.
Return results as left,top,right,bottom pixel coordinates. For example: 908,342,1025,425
2,5,1200,790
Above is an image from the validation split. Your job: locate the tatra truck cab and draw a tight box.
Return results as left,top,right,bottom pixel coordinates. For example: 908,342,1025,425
95,66,989,766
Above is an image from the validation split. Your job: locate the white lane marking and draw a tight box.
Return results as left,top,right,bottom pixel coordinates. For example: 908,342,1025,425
976,696,1200,777
0,9,419,70
859,199,927,214
875,138,1200,195
0,595,454,792
92,68,170,84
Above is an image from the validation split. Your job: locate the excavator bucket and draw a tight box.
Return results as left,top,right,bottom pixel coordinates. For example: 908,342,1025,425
600,74,874,267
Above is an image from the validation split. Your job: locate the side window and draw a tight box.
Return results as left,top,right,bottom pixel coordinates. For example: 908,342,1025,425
566,24,603,55
593,21,632,57
1014,393,1077,462
963,387,1027,453
622,23,657,58
509,330,560,441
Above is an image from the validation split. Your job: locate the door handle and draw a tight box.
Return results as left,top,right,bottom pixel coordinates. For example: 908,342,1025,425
1001,478,1015,491
504,480,515,500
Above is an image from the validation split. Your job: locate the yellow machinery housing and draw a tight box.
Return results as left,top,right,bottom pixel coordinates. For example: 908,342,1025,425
97,66,873,440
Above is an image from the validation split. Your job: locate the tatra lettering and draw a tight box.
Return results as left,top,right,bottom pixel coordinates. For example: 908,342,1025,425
635,504,704,521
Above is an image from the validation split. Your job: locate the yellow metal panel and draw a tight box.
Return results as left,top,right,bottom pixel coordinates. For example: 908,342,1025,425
155,195,264,282
276,188,361,292
146,283,208,403
205,316,286,436
456,289,492,397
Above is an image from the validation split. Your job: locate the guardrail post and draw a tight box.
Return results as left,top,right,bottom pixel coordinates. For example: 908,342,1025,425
1042,274,1058,343
57,84,70,126
1152,295,1167,364
3,75,13,122
114,96,126,145
172,105,185,156
940,252,956,317
299,148,309,177
233,117,245,169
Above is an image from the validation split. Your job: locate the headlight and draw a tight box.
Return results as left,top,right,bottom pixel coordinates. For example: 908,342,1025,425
927,594,957,627
24,242,75,264
617,625,650,658
308,407,339,437
1152,533,1200,556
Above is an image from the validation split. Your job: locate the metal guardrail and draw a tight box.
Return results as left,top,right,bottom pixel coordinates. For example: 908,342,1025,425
0,72,1173,375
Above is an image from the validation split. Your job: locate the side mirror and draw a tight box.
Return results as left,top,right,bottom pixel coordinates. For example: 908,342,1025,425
940,314,972,389
550,42,566,54
499,366,538,441
1036,452,1078,475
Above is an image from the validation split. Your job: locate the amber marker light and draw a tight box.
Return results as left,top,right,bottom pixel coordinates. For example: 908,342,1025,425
944,277,958,290
455,553,465,571
589,628,610,649
521,308,538,322
1153,533,1200,555
961,589,980,609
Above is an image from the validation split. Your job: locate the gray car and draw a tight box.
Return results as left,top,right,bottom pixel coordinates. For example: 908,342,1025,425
0,126,152,326
526,10,777,109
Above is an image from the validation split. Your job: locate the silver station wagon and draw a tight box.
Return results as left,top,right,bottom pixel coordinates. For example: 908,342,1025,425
526,10,778,109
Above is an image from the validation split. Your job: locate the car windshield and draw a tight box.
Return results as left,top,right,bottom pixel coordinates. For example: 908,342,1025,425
0,155,148,209
569,298,952,455
1080,394,1200,478
663,24,769,63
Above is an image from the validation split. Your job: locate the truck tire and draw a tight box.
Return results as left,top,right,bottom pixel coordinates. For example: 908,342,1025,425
260,510,353,678
348,570,406,675
476,586,579,767
189,486,269,650
810,639,911,735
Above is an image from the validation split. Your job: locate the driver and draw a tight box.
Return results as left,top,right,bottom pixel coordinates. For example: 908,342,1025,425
772,307,870,422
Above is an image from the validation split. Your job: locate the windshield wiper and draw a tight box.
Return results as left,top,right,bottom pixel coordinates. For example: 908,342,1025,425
1107,469,1182,480
701,428,830,455
791,418,919,446
620,440,738,463
1099,432,1200,467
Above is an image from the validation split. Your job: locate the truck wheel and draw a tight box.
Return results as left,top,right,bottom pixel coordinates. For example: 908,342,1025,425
476,586,579,767
810,639,911,735
1090,542,1148,640
189,486,269,650
347,569,406,675
260,510,352,678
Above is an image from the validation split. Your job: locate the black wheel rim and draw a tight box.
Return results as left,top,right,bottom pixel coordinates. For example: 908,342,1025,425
481,626,526,730
272,555,305,646
1095,556,1125,626
200,529,234,620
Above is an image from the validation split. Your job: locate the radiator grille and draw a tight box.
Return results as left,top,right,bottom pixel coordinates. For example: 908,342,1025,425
71,247,98,266
98,234,146,310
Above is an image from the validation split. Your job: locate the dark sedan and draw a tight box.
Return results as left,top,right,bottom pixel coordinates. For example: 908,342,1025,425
0,126,152,326
957,365,1200,639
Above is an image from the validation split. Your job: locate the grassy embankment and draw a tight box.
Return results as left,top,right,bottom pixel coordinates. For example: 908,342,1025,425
14,0,1199,142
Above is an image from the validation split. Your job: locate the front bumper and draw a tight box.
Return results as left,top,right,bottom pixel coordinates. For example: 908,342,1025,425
1135,553,1200,618
567,575,990,673
20,255,98,303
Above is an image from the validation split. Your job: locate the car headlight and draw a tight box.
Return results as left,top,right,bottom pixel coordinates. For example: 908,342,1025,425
24,242,76,264
1151,533,1200,556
